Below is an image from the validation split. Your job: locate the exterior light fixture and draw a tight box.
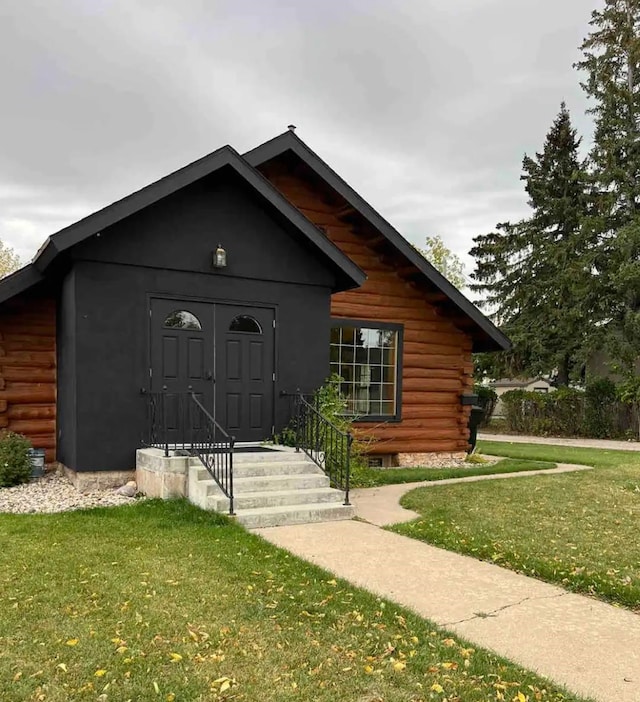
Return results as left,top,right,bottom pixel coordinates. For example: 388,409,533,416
213,244,227,269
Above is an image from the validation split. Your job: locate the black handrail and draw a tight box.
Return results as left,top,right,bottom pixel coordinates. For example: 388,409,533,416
189,394,235,514
145,392,235,515
294,394,352,505
146,391,168,456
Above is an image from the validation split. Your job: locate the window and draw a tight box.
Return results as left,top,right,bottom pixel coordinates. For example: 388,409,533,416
330,321,401,419
164,310,202,330
229,315,262,334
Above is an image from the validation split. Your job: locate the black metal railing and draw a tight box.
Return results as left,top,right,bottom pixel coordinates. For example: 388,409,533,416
145,391,235,514
294,393,352,505
189,394,235,514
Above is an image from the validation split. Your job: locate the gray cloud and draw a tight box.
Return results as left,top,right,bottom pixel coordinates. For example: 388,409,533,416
0,0,599,268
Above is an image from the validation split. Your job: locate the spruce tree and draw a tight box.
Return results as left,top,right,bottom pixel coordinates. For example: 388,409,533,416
470,104,591,385
576,0,640,369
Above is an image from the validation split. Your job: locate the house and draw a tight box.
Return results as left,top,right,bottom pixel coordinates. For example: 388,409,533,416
490,377,555,417
0,129,509,484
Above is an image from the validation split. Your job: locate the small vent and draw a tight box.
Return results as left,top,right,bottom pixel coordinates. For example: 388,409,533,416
368,457,383,468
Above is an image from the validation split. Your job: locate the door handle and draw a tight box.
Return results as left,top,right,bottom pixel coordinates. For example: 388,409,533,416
206,370,213,380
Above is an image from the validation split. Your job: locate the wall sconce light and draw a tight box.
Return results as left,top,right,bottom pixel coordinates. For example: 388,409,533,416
213,243,227,269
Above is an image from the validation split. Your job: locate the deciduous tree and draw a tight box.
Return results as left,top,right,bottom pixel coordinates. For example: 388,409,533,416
417,235,466,289
0,240,20,279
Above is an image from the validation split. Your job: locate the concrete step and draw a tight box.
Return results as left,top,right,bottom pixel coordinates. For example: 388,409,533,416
227,449,305,464
208,486,346,512
229,473,330,494
193,462,322,485
235,502,355,529
191,448,310,465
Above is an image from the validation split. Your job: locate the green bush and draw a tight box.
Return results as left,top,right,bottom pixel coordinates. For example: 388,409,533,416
501,388,585,436
0,431,33,488
500,380,640,439
274,375,370,484
584,378,617,438
474,384,497,427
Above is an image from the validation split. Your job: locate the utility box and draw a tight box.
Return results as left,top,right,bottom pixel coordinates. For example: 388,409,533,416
29,448,46,478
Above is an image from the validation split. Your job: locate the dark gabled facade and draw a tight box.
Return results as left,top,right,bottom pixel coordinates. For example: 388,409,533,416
0,131,507,472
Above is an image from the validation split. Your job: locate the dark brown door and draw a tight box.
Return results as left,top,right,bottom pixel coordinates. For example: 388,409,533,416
215,305,275,442
150,298,214,444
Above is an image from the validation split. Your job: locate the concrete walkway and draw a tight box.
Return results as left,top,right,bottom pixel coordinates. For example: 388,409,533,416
480,432,640,451
256,466,640,702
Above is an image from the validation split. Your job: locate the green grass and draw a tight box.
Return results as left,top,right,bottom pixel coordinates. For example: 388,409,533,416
391,441,640,610
479,439,636,469
0,500,587,701
351,458,556,487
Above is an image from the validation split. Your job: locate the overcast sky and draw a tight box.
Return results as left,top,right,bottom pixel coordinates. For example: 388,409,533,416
0,0,599,277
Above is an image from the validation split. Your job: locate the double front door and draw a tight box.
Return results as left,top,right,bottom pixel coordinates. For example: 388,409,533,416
150,298,275,442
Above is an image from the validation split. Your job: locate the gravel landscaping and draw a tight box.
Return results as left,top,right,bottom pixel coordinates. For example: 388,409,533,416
0,471,139,514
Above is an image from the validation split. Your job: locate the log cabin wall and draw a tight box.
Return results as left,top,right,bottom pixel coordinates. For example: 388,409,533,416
260,160,474,455
0,292,56,462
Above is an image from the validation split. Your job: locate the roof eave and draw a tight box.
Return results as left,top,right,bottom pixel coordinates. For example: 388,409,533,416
245,132,510,352
0,264,44,305
0,144,364,303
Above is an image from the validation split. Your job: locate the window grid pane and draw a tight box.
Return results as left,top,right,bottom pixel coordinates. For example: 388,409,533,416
329,325,398,417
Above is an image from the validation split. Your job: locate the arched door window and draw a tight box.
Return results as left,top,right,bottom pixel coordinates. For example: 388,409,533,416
163,310,202,330
229,315,262,334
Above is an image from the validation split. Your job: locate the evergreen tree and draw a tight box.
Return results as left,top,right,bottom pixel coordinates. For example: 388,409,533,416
470,104,591,385
576,0,640,369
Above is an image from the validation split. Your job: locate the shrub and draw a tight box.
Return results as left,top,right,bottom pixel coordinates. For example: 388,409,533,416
500,380,640,439
274,375,351,447
0,431,33,488
274,375,370,485
474,384,497,428
616,375,640,440
584,378,617,438
501,388,585,436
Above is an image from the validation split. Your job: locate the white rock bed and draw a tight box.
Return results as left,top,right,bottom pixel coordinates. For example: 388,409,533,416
0,472,139,514
387,453,502,470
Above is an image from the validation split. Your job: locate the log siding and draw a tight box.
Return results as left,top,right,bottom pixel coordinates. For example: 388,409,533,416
0,293,56,462
261,161,473,454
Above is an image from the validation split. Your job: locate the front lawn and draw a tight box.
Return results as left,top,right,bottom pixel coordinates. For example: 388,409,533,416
0,500,586,701
351,458,555,487
392,441,640,609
